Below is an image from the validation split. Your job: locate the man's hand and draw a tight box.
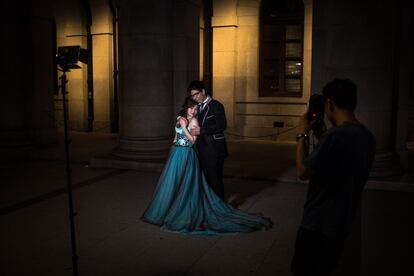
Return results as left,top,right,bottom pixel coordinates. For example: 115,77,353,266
190,125,200,136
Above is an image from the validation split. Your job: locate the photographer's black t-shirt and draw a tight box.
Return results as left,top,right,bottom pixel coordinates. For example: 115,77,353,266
301,122,376,239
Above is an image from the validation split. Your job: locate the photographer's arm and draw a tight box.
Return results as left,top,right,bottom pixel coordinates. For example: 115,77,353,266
296,137,313,180
296,114,313,180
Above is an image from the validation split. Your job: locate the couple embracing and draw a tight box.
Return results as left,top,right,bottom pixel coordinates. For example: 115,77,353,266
142,80,271,235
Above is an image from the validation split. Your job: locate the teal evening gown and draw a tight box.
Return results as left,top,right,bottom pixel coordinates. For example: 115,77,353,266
141,124,272,235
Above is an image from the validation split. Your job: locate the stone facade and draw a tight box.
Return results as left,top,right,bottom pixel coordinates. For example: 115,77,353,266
1,0,413,173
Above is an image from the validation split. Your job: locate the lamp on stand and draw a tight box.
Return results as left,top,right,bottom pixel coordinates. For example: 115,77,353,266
56,46,88,276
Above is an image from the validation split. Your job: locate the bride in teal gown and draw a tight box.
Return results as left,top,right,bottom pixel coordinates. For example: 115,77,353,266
141,97,271,235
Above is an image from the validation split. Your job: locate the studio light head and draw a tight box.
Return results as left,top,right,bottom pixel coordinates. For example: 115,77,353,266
56,46,88,71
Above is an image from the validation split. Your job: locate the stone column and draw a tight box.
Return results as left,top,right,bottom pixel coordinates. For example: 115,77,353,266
114,0,175,164
211,0,238,131
29,0,58,144
54,0,88,132
311,0,402,177
93,0,200,170
1,3,31,146
1,1,56,147
393,2,414,170
172,0,201,114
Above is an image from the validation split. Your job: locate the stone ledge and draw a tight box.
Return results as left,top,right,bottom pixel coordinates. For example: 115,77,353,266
365,178,414,193
224,166,414,193
212,16,238,28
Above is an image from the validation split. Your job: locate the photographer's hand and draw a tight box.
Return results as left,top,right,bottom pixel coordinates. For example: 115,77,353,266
297,112,312,134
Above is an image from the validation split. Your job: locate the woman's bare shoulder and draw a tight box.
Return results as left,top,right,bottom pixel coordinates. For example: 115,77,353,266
189,117,199,126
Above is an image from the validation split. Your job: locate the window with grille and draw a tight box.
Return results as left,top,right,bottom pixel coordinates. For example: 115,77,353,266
259,0,304,97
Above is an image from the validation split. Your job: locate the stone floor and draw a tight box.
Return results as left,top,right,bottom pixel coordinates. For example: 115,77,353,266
0,132,413,276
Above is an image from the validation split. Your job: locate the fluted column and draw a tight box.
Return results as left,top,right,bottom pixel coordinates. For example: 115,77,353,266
29,0,57,145
172,0,201,114
1,2,31,146
92,0,201,169
112,0,175,161
1,1,56,147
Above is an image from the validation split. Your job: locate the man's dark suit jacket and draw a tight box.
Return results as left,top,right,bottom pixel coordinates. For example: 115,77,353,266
196,98,228,159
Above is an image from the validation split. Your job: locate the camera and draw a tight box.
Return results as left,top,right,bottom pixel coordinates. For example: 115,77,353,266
307,94,326,140
307,94,325,123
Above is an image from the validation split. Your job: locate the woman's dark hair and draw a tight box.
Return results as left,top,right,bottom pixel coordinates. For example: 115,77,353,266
177,96,198,119
322,78,357,111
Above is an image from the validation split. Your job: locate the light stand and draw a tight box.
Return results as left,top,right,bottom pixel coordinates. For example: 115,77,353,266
56,45,88,276
59,68,79,276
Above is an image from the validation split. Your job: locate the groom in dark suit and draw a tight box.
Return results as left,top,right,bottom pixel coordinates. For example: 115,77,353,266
189,80,228,199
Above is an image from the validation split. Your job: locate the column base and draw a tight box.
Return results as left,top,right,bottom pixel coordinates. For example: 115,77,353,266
90,136,171,172
370,151,402,178
0,129,57,147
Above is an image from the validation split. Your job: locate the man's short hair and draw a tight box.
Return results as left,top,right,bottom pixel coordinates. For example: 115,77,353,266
322,78,357,111
187,80,207,95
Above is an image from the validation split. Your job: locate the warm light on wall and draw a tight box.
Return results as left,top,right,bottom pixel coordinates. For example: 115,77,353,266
54,1,114,132
210,0,313,140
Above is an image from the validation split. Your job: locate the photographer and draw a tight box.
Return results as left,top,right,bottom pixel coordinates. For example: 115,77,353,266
292,79,376,276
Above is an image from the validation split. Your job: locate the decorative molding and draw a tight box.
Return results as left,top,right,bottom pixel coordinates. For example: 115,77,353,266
212,16,238,28
235,101,307,105
66,33,113,37
212,25,238,28
236,113,302,117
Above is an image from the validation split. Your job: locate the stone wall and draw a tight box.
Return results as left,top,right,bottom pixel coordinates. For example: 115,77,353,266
212,0,313,141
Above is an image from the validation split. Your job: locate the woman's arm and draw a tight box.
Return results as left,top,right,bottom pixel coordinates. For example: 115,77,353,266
179,117,196,144
188,118,199,144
